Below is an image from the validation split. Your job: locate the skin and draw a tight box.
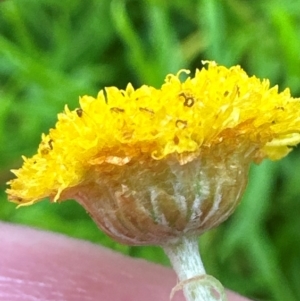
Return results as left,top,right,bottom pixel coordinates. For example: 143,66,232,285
0,222,251,301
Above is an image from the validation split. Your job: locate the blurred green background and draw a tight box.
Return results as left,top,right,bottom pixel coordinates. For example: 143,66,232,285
1,0,300,300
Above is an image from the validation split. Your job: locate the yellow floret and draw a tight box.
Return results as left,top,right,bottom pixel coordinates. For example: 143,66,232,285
6,61,300,206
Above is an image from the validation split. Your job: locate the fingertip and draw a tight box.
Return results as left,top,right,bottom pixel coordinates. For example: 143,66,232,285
0,222,250,301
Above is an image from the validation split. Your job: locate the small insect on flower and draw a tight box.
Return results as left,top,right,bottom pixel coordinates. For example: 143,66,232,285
76,108,83,117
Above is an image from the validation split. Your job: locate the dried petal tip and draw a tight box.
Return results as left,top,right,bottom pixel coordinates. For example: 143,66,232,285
6,61,300,245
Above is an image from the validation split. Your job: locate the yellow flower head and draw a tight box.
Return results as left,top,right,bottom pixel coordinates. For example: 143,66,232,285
6,61,300,245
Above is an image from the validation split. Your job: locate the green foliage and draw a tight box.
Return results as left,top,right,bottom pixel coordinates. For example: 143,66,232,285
1,0,300,300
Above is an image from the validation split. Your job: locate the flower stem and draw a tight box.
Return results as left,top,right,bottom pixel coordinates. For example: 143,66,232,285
163,236,228,301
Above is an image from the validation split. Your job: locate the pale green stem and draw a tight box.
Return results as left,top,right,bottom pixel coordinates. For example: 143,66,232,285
163,236,228,301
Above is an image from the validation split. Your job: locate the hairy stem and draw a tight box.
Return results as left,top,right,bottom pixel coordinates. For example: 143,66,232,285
163,236,228,301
